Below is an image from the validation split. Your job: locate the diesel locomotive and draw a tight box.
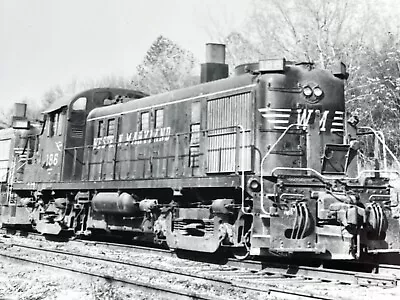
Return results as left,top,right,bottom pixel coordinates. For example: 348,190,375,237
1,44,399,260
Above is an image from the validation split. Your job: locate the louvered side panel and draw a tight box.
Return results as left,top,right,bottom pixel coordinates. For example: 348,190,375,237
207,92,252,173
71,125,84,138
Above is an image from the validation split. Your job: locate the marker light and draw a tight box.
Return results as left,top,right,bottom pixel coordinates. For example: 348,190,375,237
303,86,313,97
313,86,323,97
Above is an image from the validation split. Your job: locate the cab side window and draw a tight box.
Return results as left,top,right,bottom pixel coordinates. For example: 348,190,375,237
72,97,87,111
56,109,66,136
47,114,55,137
97,120,105,138
47,110,65,137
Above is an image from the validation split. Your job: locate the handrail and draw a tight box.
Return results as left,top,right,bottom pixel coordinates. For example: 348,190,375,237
271,167,399,181
359,126,400,170
69,125,250,214
259,124,303,215
237,125,250,215
67,125,250,184
2,155,30,182
6,156,28,203
259,125,400,215
64,125,248,151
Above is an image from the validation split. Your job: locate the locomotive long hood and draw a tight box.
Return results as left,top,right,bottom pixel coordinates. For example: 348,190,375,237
87,74,257,121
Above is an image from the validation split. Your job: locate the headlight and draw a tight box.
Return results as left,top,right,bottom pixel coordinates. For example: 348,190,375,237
313,86,323,97
303,86,313,97
248,179,261,192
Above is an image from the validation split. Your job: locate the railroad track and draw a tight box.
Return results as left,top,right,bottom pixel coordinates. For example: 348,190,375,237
75,237,400,287
1,229,400,299
0,238,342,300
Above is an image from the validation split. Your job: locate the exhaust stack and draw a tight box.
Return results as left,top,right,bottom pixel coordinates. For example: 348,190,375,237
12,103,30,129
200,43,229,83
14,103,27,118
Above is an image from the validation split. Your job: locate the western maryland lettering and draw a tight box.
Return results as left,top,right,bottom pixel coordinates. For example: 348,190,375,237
94,127,171,149
258,108,344,132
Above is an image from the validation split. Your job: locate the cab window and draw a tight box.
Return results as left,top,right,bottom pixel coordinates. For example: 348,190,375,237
56,109,66,135
47,114,55,137
47,110,65,137
72,97,87,111
97,120,105,137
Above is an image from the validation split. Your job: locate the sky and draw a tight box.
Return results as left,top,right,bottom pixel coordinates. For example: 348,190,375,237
0,0,252,110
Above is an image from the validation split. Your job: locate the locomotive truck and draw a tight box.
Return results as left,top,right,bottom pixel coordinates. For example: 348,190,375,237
1,44,399,260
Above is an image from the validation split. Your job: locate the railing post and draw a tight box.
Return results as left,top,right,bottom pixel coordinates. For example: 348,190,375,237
72,147,77,179
359,126,400,170
113,140,118,180
100,146,105,180
86,146,91,181
259,124,301,215
235,126,240,174
174,134,179,177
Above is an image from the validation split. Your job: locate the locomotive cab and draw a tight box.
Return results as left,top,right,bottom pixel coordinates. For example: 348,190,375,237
20,88,148,184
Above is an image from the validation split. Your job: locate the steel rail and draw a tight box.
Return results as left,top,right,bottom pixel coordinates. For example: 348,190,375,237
82,238,398,286
82,239,399,286
226,258,397,287
1,229,399,300
2,229,400,284
1,241,232,284
2,229,398,287
0,239,342,300
0,251,219,300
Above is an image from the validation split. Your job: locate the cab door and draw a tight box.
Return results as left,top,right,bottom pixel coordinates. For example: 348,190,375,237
63,96,87,181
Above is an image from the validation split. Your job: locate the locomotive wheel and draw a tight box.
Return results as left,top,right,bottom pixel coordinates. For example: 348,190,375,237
232,231,251,260
232,245,250,260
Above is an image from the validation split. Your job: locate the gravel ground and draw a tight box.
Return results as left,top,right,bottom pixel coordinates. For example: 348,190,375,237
2,234,400,300
0,259,152,300
0,236,265,300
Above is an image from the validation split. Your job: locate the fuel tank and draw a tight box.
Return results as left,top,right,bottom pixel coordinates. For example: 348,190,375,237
92,192,140,215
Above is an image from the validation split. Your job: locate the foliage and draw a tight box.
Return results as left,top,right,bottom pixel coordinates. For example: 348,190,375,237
41,85,64,111
0,35,199,123
223,32,264,73
134,35,199,94
221,0,400,158
0,97,42,126
40,75,134,111
347,34,400,157
250,0,375,69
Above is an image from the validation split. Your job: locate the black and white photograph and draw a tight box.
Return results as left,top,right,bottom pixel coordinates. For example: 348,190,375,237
1,0,400,299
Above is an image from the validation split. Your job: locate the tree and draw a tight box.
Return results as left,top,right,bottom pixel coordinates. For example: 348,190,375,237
39,75,134,112
249,0,378,69
0,97,42,126
223,32,264,73
41,85,64,111
346,33,400,157
217,0,400,159
134,36,199,94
